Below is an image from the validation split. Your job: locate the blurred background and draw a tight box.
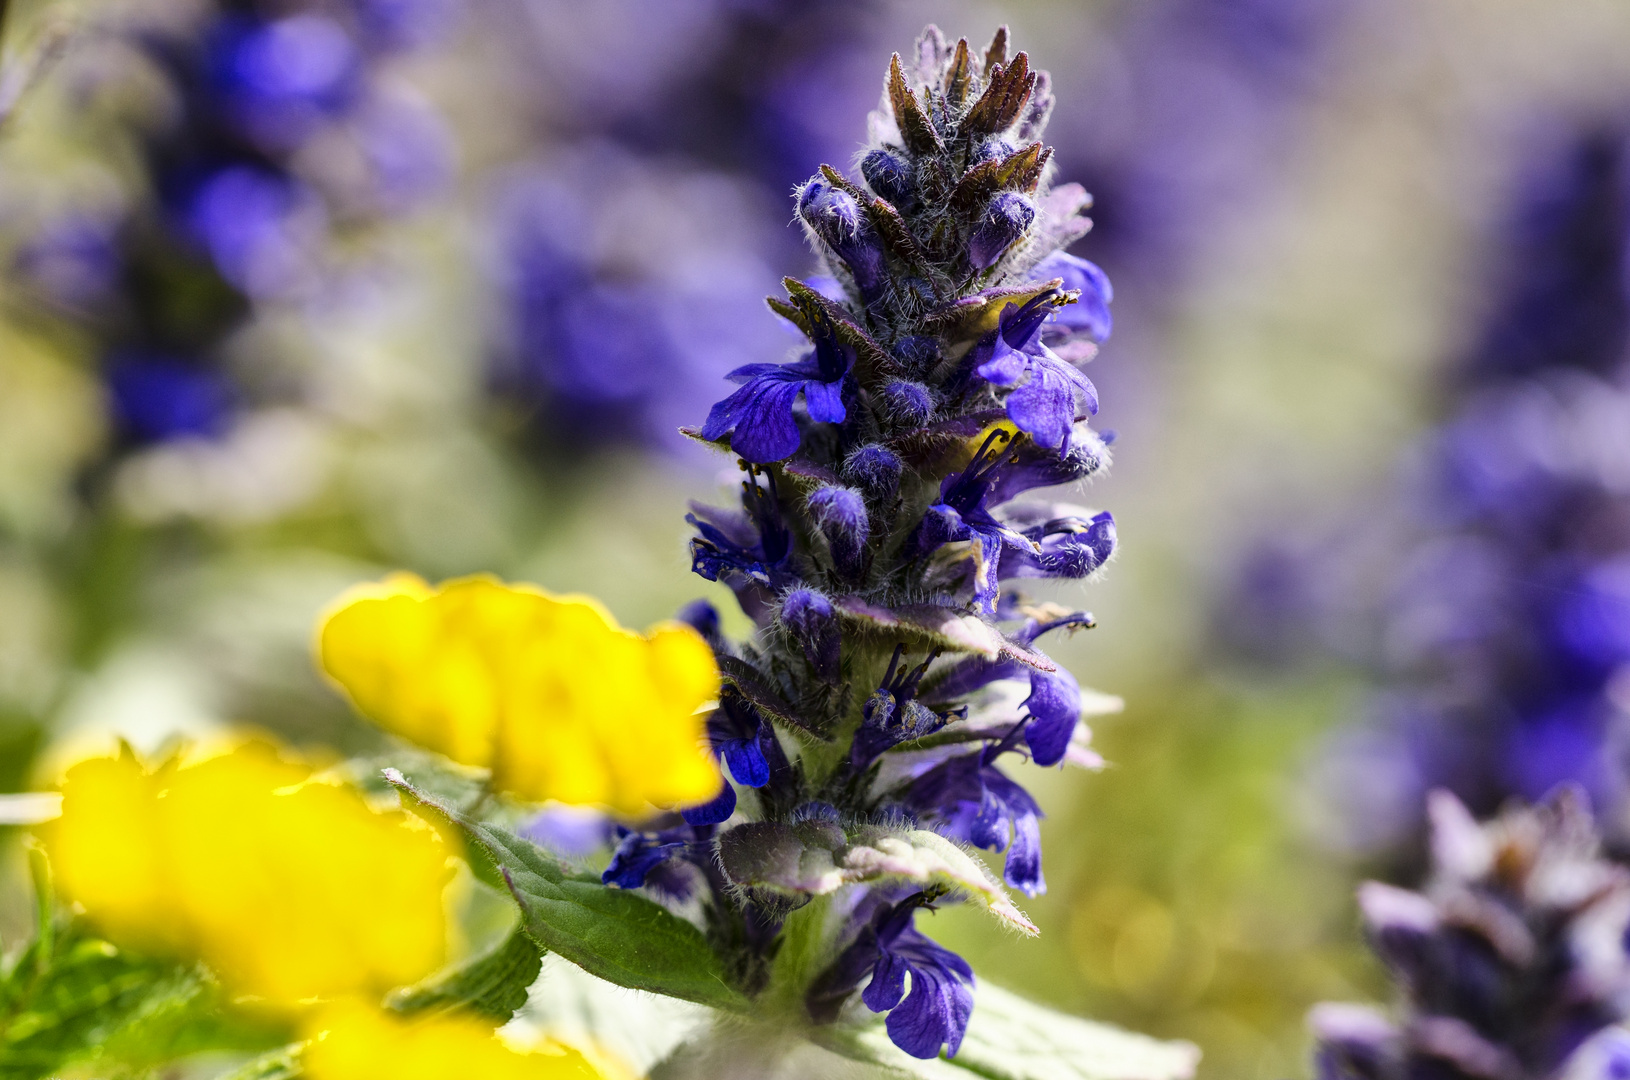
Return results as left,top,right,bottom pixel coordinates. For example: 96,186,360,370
3,0,1630,1076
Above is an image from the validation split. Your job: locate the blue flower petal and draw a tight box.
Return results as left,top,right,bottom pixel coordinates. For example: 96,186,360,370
863,950,910,1012
1023,667,1081,767
803,376,847,424
975,333,1029,387
1032,251,1114,342
680,780,737,826
602,832,684,889
721,737,771,788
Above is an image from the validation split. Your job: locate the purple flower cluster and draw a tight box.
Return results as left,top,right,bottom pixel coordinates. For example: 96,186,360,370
11,0,454,446
485,148,786,452
1312,788,1630,1080
485,0,877,454
1292,127,1630,858
594,27,1118,1059
1049,0,1356,296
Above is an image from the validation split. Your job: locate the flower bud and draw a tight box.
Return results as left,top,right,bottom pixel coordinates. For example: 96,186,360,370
807,484,870,580
1037,512,1115,578
896,276,938,309
974,137,1016,165
843,444,904,503
968,192,1036,269
861,148,916,209
797,177,887,301
781,587,841,684
891,335,940,376
879,380,934,427
676,598,724,651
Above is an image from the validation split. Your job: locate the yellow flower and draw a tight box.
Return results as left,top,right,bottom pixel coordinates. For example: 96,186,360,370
304,1001,607,1080
317,574,722,814
45,742,451,1008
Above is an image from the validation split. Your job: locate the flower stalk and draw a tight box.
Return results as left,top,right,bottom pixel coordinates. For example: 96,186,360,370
606,23,1119,1059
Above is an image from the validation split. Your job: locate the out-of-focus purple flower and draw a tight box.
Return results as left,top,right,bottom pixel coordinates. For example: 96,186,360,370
13,216,120,309
106,353,235,442
349,90,456,211
1051,0,1356,292
486,152,785,451
1310,789,1630,1080
1459,129,1630,382
215,13,360,152
356,0,461,50
1277,126,1630,856
187,166,322,298
523,804,614,859
13,0,464,464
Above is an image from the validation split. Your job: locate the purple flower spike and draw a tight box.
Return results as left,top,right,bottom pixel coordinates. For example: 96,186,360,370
677,27,1122,1060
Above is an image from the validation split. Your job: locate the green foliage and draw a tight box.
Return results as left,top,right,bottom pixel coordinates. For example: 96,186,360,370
0,848,288,1080
213,1043,306,1080
387,925,543,1024
0,925,286,1080
949,983,1199,1080
818,983,1198,1080
388,771,751,1014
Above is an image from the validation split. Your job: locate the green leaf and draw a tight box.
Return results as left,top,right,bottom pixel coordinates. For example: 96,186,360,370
717,821,1038,937
948,983,1199,1080
516,954,711,1077
214,1043,306,1080
387,925,543,1024
0,844,287,1080
0,929,286,1080
813,983,1198,1080
386,770,749,1014
809,1026,973,1080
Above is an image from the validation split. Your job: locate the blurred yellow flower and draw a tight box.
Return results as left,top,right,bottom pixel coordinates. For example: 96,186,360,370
317,574,722,814
44,742,451,1008
305,1001,607,1080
